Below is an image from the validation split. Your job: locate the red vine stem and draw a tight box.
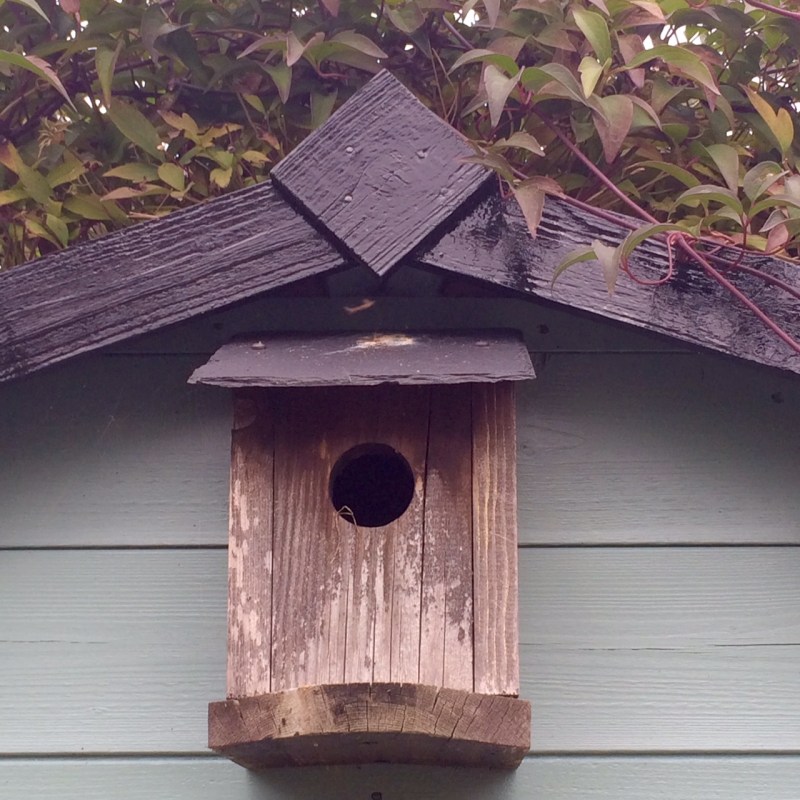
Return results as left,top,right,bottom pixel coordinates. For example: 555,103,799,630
532,109,800,354
745,0,800,22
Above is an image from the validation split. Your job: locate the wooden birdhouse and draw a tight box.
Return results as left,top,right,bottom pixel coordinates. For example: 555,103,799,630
181,70,542,769
191,331,533,768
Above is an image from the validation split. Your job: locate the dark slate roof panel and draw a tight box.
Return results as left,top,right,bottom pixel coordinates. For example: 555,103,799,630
189,331,535,387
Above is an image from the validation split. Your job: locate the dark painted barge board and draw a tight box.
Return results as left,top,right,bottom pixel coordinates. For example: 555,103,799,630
0,183,344,383
419,192,800,375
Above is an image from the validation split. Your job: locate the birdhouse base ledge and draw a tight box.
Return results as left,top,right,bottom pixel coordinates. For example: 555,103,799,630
208,683,530,769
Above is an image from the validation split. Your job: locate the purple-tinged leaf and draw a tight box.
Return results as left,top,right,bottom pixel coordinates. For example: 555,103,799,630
593,94,633,162
484,64,521,128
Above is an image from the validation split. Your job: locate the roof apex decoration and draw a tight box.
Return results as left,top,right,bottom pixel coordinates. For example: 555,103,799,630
271,70,491,276
1,70,799,382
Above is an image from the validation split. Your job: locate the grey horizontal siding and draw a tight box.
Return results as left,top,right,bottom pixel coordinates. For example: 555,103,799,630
3,757,800,800
2,549,799,754
2,349,799,548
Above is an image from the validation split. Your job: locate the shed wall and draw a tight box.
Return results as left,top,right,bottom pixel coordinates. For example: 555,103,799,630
1,295,799,798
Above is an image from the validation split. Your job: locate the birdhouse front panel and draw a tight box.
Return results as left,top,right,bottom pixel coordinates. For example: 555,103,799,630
226,381,516,698
192,331,533,768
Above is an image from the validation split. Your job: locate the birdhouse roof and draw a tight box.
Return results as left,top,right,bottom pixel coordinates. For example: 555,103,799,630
1,70,799,382
189,331,535,388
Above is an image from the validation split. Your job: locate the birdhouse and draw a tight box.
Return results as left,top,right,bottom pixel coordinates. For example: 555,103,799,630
190,331,533,768
175,69,547,771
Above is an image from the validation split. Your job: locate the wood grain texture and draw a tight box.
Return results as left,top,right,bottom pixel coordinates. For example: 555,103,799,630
0,182,344,383
190,330,534,387
419,385,474,690
227,393,273,697
473,383,519,696
7,756,800,800
3,549,800,753
419,191,800,375
209,683,530,768
270,386,429,691
271,71,490,276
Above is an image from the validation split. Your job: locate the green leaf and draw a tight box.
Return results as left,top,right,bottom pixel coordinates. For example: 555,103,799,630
45,213,69,247
329,31,387,59
552,247,597,285
705,144,740,194
674,185,744,216
104,163,160,182
95,42,122,108
286,31,324,67
386,3,426,34
210,167,233,188
572,7,612,64
0,50,74,108
265,63,292,104
512,180,546,238
743,87,794,156
310,90,338,129
0,186,28,207
484,65,520,128
242,94,265,115
64,194,111,221
593,95,633,163
4,143,51,204
535,23,576,52
629,160,700,188
493,131,545,156
157,162,185,192
624,45,719,96
450,49,520,76
46,152,86,188
742,162,785,202
592,240,621,294
618,222,692,265
578,56,603,99
108,99,163,160
521,64,587,106
483,0,501,27
6,0,49,22
461,152,515,183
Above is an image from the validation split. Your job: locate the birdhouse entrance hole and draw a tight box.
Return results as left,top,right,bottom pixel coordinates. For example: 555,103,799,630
329,443,415,527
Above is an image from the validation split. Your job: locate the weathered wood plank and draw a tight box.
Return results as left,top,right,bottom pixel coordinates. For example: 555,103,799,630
472,383,519,696
226,393,273,697
420,191,800,375
4,757,800,800
270,386,429,690
189,331,534,388
420,385,474,690
209,683,529,768
272,71,490,276
3,549,800,753
2,349,799,549
0,182,344,383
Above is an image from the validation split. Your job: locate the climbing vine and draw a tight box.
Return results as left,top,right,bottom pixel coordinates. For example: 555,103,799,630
0,0,798,348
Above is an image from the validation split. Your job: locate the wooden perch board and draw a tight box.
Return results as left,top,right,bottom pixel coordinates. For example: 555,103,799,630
209,683,530,769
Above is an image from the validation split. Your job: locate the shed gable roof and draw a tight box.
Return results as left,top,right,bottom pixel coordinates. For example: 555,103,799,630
1,71,799,381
